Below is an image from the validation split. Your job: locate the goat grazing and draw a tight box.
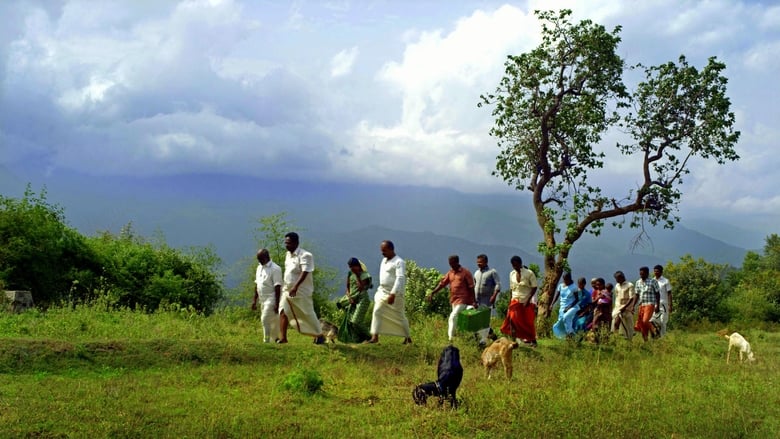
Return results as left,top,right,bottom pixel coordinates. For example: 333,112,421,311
725,332,755,363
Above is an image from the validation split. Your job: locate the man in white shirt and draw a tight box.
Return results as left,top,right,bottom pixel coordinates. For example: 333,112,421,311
252,248,282,343
277,232,326,345
366,240,412,344
654,264,673,336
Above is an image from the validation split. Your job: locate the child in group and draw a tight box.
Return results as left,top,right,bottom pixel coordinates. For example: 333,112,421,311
590,280,613,331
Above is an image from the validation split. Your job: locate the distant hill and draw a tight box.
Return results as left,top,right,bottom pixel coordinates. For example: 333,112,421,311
310,223,747,288
314,225,539,283
682,217,767,251
1,170,752,288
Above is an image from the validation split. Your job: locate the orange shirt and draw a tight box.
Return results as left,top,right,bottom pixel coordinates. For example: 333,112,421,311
437,267,476,305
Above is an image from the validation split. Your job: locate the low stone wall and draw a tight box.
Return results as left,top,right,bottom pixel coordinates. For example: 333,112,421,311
4,290,34,312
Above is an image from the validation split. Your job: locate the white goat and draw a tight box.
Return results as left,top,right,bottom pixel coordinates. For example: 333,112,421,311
725,332,755,363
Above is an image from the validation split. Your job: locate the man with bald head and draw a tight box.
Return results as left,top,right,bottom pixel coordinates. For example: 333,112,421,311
252,248,282,343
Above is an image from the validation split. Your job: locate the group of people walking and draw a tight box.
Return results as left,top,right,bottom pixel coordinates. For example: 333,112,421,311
545,266,673,342
252,232,673,347
252,233,411,345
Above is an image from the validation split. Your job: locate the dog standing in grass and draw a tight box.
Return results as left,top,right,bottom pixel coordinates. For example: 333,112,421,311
413,345,463,408
319,319,338,343
725,332,755,363
481,337,519,379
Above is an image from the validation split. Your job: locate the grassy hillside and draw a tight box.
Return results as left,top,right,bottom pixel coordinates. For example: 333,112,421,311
1,305,778,438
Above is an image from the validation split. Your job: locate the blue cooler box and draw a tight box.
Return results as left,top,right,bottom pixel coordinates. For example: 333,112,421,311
456,306,490,332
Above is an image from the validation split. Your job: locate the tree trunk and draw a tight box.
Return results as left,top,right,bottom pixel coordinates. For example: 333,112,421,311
535,265,562,337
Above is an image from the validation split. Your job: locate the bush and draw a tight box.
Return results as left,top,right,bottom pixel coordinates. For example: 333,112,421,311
403,260,447,322
726,235,780,323
495,290,510,318
87,226,224,313
0,186,102,306
282,368,324,395
665,255,733,326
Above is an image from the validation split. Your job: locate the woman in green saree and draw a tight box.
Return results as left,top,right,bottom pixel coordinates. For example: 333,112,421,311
336,257,372,343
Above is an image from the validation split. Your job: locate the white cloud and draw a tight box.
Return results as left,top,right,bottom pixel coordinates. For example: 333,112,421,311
743,41,780,72
1,0,329,178
330,46,359,78
56,76,115,110
759,5,780,30
336,5,538,191
1,0,778,228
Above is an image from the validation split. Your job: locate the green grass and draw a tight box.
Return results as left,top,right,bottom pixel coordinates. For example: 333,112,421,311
1,306,779,438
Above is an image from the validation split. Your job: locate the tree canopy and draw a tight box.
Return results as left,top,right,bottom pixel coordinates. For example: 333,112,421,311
480,9,740,320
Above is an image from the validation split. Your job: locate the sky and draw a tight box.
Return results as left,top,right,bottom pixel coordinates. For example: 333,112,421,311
1,0,779,232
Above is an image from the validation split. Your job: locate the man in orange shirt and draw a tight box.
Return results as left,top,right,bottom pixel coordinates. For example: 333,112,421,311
427,255,477,343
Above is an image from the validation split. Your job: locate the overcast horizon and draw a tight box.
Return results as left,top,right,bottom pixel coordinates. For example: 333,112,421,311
2,0,779,235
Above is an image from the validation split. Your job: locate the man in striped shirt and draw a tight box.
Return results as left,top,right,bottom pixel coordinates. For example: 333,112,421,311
634,266,660,341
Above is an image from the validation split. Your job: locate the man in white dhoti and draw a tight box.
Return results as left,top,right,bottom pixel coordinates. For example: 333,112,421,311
366,240,412,344
653,264,672,337
278,232,325,345
251,248,282,343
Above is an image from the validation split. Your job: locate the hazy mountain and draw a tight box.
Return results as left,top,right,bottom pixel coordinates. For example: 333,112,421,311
682,217,767,251
1,171,754,289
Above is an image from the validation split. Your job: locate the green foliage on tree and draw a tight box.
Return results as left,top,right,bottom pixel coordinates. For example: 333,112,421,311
479,9,740,327
760,234,780,272
727,234,780,323
665,255,732,326
246,212,337,320
0,186,102,306
254,212,295,266
403,259,447,321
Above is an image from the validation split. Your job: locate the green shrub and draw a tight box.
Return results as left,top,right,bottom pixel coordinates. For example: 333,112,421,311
495,289,510,318
0,186,102,306
282,368,323,395
665,255,732,326
86,226,224,313
403,260,447,322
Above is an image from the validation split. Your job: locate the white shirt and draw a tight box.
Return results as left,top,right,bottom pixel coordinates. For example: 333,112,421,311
509,268,537,302
655,275,671,305
255,260,282,299
613,281,635,314
379,255,406,296
284,247,315,296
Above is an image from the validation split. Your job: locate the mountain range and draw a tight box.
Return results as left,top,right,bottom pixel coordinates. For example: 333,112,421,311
0,169,765,290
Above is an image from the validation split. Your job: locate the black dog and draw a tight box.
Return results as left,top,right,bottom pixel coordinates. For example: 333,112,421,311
412,345,463,408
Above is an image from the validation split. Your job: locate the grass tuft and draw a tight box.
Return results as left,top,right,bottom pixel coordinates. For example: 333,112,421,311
283,367,325,395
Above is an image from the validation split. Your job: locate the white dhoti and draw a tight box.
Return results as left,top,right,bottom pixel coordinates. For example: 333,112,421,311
658,303,669,336
280,292,322,337
448,304,469,341
370,290,410,338
612,310,635,339
259,296,280,343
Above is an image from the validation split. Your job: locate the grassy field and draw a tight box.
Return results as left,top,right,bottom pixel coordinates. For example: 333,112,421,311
1,305,778,438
